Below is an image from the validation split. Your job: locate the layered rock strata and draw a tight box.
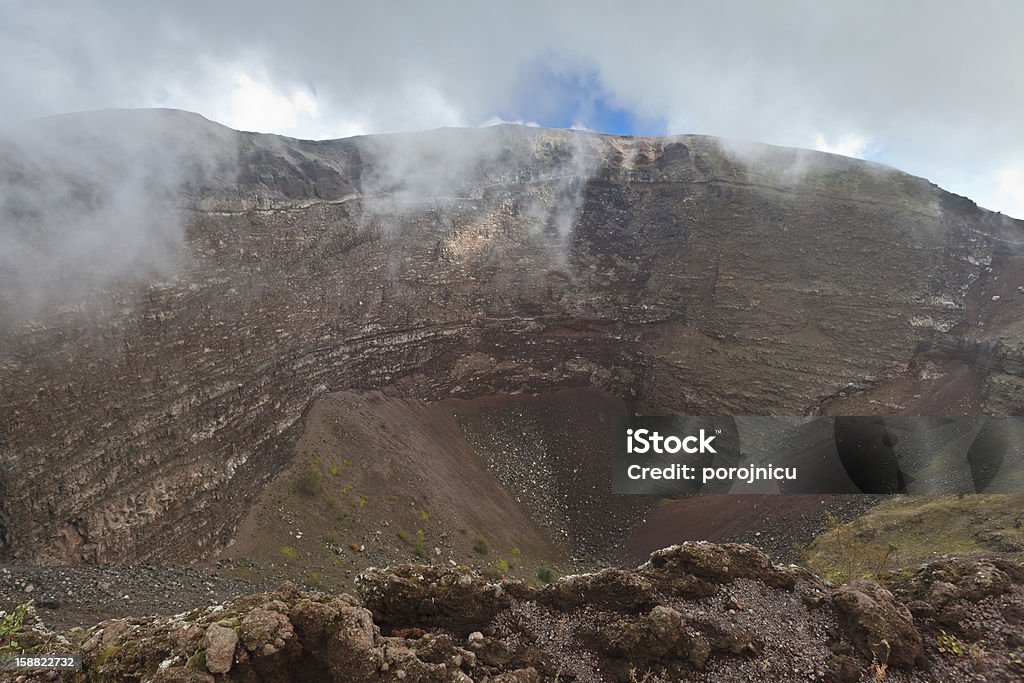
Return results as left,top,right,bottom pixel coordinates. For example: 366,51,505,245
1,110,1021,562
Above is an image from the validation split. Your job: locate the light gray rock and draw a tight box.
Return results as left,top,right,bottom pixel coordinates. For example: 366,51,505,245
203,623,238,674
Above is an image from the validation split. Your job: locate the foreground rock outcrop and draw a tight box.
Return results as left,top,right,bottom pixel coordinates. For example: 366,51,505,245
5,542,1024,682
2,110,1023,565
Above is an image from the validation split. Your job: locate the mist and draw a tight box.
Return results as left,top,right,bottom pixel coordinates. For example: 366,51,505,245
354,125,606,264
0,109,239,319
3,1,1022,217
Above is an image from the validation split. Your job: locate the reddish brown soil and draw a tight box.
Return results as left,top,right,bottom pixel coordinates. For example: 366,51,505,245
220,390,569,589
219,386,657,591
223,386,877,588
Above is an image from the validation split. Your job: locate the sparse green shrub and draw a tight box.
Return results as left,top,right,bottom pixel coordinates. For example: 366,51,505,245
473,538,489,555
536,566,554,584
0,600,31,653
802,511,898,583
419,510,430,523
96,645,122,666
186,649,206,671
937,630,966,656
280,545,298,560
398,530,426,559
495,558,510,573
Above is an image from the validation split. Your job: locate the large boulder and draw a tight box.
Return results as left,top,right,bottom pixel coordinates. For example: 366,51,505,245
289,596,382,678
832,581,923,669
538,568,658,613
356,564,512,636
599,605,710,669
240,607,297,657
637,542,797,598
893,556,1024,609
202,623,238,674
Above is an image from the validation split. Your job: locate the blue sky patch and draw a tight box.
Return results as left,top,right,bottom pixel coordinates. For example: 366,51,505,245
500,60,666,137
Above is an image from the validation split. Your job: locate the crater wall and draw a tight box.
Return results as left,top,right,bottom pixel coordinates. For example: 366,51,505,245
1,111,1021,562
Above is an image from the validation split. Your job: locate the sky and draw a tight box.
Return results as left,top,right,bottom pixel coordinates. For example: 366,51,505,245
1,0,1023,218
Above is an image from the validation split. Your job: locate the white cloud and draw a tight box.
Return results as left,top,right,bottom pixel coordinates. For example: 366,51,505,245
989,166,1024,219
978,165,1024,218
945,165,1024,219
813,134,869,159
399,83,466,131
146,65,370,140
2,0,1024,215
479,116,541,128
222,72,319,134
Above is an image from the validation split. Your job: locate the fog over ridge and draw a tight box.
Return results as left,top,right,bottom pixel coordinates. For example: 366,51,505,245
1,1,1022,217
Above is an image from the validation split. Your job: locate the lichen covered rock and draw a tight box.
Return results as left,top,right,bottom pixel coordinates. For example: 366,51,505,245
16,544,1024,681
356,564,513,636
832,581,923,669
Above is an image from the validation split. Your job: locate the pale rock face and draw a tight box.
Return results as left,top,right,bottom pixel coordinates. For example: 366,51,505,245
203,623,238,674
0,111,1022,564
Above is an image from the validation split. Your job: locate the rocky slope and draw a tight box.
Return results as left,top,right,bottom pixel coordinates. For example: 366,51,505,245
1,109,1023,565
213,386,881,598
5,542,1024,682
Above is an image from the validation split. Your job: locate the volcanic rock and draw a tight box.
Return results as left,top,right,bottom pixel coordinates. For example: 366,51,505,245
831,581,924,669
9,542,1024,682
2,111,1022,565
